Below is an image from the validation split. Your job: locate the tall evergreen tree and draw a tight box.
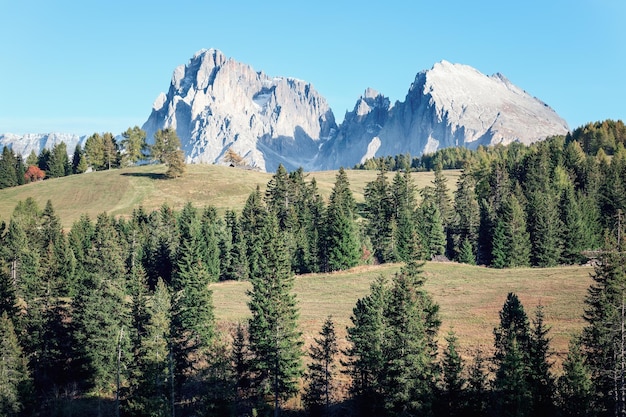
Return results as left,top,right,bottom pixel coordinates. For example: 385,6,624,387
381,259,441,416
102,132,119,170
452,168,480,261
557,337,595,417
439,330,465,417
581,231,626,417
344,276,388,415
303,316,339,417
127,278,172,417
491,293,532,417
528,305,556,417
0,146,18,189
84,133,106,170
47,141,70,178
151,128,186,178
0,312,32,417
247,215,303,416
432,164,453,227
391,170,420,262
71,143,88,174
169,221,216,392
363,162,395,263
121,126,148,166
323,168,360,271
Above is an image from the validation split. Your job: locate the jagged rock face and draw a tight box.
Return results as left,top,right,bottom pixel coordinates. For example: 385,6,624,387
2,55,569,173
0,133,86,159
316,61,569,169
142,49,337,172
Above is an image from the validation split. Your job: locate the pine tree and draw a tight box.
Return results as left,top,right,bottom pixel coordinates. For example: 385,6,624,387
491,338,532,417
420,197,446,259
0,267,17,323
232,322,253,415
557,337,595,417
440,330,465,417
528,305,556,417
0,146,18,189
102,132,119,170
121,126,148,166
381,259,441,416
432,164,453,227
71,143,87,174
72,270,130,396
169,224,216,390
303,316,339,417
452,168,480,261
127,278,172,417
247,215,303,416
323,168,360,271
0,312,32,417
581,232,626,416
47,141,70,178
466,347,489,417
363,162,395,263
84,133,106,170
457,238,476,265
151,128,186,178
344,276,388,415
392,170,420,262
560,185,591,264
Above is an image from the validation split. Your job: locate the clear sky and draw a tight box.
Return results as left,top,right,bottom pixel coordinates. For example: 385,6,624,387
0,0,624,136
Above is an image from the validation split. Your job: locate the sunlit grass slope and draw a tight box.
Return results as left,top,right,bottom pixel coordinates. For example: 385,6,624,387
0,164,461,229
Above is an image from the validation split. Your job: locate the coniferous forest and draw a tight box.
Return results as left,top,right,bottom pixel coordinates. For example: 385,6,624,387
1,120,626,416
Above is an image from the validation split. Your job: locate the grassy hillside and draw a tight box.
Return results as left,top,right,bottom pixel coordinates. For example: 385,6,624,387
212,262,592,366
0,164,461,229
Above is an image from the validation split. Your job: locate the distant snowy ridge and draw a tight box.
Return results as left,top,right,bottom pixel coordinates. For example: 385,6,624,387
2,50,570,172
0,133,87,159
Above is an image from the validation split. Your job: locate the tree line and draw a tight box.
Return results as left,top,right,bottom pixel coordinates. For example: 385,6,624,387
0,127,185,189
1,192,625,416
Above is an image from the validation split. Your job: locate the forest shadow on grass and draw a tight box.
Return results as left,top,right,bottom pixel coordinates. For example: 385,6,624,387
120,172,167,180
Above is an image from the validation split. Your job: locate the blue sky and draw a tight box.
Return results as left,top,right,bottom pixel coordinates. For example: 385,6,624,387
0,0,623,136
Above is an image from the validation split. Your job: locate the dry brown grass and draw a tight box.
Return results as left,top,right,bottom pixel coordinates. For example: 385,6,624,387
211,262,593,369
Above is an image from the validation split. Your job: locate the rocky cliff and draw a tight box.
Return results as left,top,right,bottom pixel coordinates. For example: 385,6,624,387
142,49,337,172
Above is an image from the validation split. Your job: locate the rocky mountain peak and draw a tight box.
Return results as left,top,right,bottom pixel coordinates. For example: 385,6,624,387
142,49,336,172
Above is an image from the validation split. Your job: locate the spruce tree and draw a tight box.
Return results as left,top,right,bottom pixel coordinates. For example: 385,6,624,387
432,164,453,227
528,305,556,417
581,232,626,416
344,276,388,415
363,162,395,263
560,185,591,264
323,168,360,271
466,347,489,417
169,222,216,390
303,316,339,417
47,141,70,178
0,147,18,189
381,259,440,416
247,215,303,416
557,337,595,417
127,278,172,417
0,312,32,417
392,170,420,262
452,168,480,261
440,330,465,417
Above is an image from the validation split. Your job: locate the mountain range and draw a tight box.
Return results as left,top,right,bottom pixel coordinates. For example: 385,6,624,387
1,49,569,172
